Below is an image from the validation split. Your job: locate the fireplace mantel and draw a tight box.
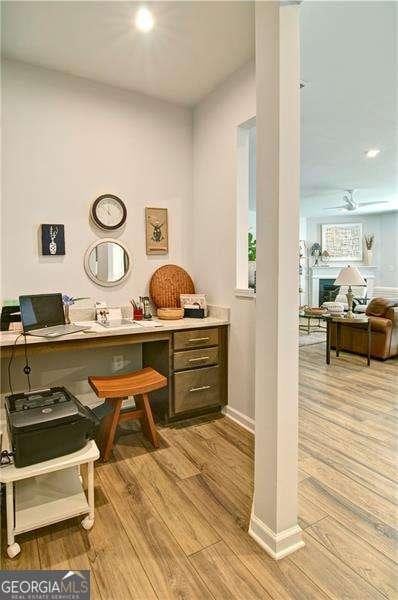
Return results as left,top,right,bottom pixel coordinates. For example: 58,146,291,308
309,265,377,306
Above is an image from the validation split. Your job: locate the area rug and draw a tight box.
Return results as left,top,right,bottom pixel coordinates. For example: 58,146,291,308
299,330,326,347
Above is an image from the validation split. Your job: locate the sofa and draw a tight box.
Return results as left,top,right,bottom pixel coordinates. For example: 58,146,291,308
330,298,398,360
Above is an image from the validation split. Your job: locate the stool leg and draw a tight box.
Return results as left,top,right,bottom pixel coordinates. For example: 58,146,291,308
135,393,159,448
100,397,124,461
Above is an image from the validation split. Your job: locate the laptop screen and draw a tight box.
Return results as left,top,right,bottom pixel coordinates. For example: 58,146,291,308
19,294,65,332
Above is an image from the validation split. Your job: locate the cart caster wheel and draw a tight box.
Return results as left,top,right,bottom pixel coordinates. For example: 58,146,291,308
7,543,21,558
81,516,94,530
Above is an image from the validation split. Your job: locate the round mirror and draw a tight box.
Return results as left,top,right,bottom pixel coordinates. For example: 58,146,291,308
84,239,131,287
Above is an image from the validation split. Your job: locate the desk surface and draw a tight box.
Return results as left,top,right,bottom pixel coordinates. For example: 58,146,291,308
0,316,229,349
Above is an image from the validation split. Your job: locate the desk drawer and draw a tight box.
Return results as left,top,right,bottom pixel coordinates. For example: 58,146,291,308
174,366,220,414
174,328,218,351
174,347,219,371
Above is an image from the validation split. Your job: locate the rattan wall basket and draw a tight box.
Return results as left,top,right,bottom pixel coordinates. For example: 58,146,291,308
149,265,195,308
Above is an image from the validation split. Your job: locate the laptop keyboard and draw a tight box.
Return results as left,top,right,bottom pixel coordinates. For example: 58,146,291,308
28,324,85,337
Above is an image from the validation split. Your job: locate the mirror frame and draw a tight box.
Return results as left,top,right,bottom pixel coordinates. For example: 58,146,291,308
84,238,132,287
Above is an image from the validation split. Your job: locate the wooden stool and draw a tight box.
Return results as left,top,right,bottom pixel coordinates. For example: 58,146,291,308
88,367,167,461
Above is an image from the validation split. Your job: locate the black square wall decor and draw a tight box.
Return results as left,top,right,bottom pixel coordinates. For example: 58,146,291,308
41,224,65,255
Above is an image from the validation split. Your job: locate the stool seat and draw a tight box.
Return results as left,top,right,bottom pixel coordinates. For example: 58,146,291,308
88,367,167,461
89,367,167,399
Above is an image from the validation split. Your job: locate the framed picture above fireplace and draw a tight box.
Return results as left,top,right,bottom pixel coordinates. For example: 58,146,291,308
321,223,363,262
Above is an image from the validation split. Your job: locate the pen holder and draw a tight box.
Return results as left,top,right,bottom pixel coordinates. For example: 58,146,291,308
133,308,143,320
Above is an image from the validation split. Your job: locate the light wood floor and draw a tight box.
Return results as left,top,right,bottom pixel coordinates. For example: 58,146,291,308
2,343,398,599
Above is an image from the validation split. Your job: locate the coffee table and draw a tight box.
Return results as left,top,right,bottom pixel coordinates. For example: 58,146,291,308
325,316,371,366
299,312,328,335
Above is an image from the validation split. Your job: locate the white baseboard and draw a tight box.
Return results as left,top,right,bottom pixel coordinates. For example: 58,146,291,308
222,405,255,434
249,513,305,560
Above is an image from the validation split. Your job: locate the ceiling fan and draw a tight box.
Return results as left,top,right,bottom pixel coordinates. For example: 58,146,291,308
324,189,389,211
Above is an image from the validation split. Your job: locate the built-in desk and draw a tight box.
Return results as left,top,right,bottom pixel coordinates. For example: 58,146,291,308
0,316,229,422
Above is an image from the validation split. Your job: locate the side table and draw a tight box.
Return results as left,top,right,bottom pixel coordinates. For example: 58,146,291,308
0,440,99,558
326,316,371,366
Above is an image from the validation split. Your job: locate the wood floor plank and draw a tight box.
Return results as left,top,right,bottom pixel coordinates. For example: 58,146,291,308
300,409,398,481
190,540,272,600
209,416,254,459
307,517,398,598
298,489,328,530
97,460,214,600
163,427,252,524
289,532,386,600
299,450,398,528
299,378,397,414
36,520,103,600
1,530,41,570
299,478,398,563
300,395,398,448
300,434,398,504
116,447,220,556
85,479,157,600
298,469,310,483
179,475,329,600
147,444,201,480
168,426,253,489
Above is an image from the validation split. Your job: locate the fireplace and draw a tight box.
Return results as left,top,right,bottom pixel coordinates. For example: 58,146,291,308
309,266,375,307
318,277,368,306
319,279,340,305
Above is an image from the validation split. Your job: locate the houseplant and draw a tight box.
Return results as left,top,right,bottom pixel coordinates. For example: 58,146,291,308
248,232,256,289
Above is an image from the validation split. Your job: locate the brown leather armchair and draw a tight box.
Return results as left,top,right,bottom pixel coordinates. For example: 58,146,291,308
330,298,398,360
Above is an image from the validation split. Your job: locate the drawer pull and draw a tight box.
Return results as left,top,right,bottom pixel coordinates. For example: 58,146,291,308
188,356,210,363
188,337,210,342
189,385,212,393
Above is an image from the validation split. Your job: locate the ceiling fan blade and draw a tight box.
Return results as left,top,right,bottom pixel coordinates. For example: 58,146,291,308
324,205,347,210
357,201,389,207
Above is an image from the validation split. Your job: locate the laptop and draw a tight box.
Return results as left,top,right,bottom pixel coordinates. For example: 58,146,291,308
19,293,87,338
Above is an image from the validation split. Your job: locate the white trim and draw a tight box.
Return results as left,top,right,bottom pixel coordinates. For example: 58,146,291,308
222,406,255,434
249,513,304,560
234,288,256,299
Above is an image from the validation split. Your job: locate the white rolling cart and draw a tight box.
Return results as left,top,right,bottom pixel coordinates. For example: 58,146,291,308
1,437,99,558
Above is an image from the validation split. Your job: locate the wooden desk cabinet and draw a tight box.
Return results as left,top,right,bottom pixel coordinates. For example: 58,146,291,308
143,325,228,422
0,321,229,424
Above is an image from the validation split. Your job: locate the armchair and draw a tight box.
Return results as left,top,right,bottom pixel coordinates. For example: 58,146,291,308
330,298,398,360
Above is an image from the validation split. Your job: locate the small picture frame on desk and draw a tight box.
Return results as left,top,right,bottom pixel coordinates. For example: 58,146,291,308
180,294,207,317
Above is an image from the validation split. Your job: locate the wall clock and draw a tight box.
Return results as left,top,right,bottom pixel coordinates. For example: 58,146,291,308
91,194,127,230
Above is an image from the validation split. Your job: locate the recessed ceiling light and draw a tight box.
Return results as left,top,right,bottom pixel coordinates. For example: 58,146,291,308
135,7,154,33
365,149,380,158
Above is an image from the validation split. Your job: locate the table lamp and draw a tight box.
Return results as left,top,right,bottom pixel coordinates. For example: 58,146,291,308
334,265,366,319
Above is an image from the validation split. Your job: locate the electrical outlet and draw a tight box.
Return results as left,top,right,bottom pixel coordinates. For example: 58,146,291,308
112,355,124,371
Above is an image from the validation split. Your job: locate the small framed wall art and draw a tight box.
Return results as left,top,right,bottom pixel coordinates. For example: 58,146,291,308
40,224,65,255
145,207,168,255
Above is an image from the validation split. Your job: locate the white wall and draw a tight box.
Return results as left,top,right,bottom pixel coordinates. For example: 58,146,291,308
379,212,398,287
303,212,398,287
1,59,193,305
193,62,256,424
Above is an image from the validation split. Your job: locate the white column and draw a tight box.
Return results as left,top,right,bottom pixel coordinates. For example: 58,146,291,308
249,1,303,559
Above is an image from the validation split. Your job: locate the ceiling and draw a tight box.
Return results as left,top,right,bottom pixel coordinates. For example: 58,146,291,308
300,1,398,217
1,1,254,106
2,1,396,217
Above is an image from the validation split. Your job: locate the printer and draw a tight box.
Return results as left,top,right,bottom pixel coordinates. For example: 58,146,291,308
5,387,98,468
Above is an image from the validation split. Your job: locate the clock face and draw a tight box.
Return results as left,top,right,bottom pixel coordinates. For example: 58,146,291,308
91,195,127,230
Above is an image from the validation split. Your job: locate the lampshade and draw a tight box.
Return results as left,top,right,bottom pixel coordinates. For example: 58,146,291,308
334,265,366,286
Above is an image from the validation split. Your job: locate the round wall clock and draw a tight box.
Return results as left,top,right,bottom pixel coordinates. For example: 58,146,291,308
91,194,127,230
